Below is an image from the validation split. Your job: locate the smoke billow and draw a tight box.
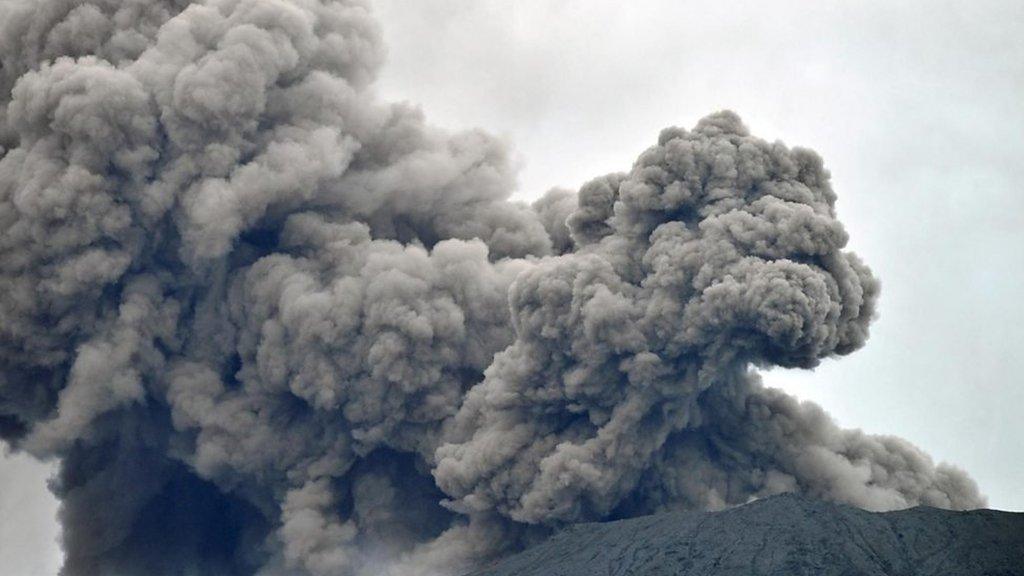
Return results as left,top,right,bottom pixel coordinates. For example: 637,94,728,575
0,1,983,575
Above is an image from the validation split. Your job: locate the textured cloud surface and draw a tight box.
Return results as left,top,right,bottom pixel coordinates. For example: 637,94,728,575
0,1,983,575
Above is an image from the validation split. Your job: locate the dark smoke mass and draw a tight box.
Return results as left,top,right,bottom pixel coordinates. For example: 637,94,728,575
0,1,984,575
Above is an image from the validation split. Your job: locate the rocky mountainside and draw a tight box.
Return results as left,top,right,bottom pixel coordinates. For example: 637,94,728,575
469,493,1024,576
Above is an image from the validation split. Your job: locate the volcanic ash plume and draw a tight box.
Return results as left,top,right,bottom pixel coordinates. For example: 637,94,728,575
0,1,983,575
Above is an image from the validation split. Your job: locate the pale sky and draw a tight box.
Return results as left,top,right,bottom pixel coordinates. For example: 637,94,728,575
371,0,1024,510
2,1,1021,573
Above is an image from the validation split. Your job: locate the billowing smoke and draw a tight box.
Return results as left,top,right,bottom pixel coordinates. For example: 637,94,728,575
0,1,983,575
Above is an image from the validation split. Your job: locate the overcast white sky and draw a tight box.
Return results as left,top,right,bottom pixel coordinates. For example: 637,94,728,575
370,0,1024,510
2,1,1022,573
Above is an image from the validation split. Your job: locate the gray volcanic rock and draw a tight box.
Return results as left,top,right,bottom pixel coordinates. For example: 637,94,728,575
468,493,1024,576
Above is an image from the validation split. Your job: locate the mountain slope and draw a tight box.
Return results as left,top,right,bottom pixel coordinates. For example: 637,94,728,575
469,494,1024,576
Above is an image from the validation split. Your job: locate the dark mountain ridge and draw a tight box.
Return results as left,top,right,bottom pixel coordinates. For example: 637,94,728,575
470,493,1024,576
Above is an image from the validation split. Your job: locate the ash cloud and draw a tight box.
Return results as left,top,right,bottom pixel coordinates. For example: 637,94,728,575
0,1,983,575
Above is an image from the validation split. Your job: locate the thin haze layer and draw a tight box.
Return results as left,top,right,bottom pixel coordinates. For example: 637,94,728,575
0,1,982,575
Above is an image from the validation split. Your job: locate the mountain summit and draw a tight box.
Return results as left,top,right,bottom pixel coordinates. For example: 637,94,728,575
469,493,1024,576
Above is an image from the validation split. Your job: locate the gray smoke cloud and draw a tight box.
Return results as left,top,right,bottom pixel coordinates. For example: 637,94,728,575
0,1,983,575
